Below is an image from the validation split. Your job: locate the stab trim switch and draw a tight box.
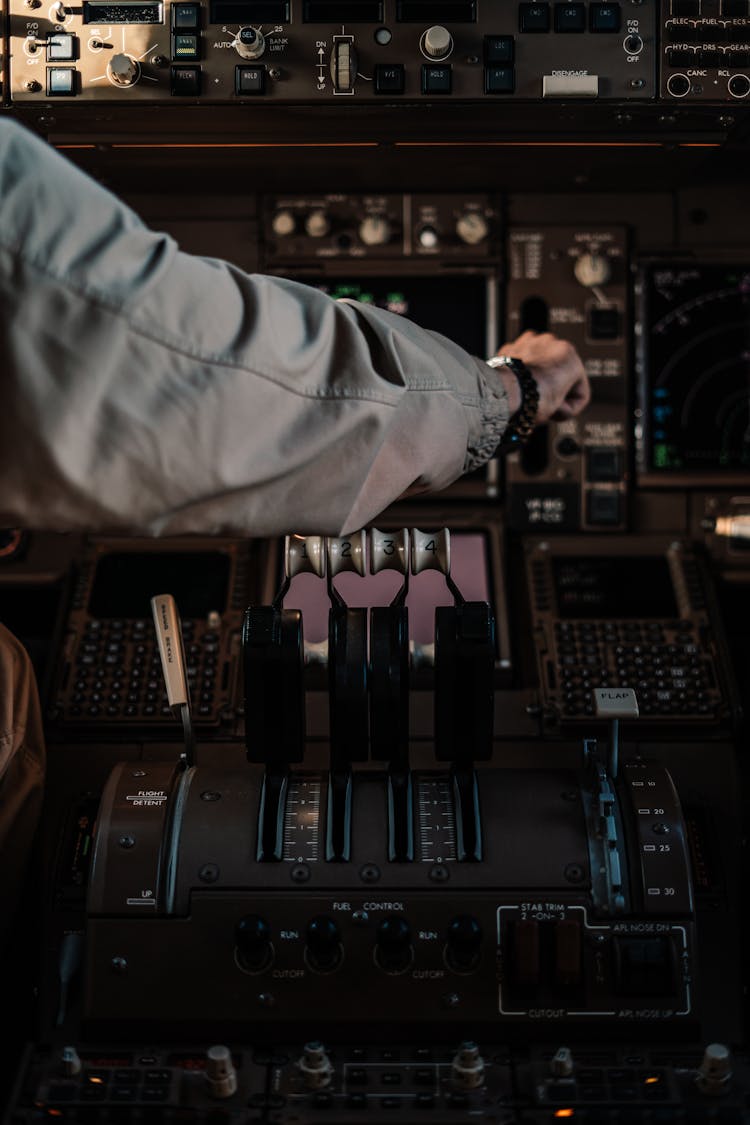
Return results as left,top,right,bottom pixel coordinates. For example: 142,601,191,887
298,1042,334,1090
204,1045,237,1099
451,1042,485,1089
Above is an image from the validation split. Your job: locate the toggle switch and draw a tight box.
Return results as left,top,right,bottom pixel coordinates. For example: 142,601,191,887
375,915,413,973
305,915,343,972
445,915,482,972
235,914,273,972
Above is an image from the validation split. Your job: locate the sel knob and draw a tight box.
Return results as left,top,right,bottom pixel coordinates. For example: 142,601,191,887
358,214,391,246
107,52,140,87
234,26,265,59
456,211,489,246
573,251,612,287
422,24,453,59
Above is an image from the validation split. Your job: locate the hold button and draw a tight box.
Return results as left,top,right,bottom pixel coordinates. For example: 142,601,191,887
235,65,266,95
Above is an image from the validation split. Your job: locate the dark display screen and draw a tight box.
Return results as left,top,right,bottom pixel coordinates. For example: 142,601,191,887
88,552,230,619
553,556,678,619
315,276,489,358
644,263,750,473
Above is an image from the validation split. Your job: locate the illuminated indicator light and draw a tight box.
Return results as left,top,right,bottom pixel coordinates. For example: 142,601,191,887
645,1076,661,1085
555,1110,576,1118
48,1111,64,1118
89,1077,104,1085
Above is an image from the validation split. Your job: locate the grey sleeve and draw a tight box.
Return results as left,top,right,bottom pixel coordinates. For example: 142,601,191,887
0,118,510,537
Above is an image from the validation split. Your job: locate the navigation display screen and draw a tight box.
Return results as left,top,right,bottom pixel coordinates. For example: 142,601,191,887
643,263,750,473
88,552,230,619
553,556,678,619
315,276,489,358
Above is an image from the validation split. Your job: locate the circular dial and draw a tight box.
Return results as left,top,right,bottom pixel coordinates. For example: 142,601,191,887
271,209,296,237
358,214,391,246
574,251,612,287
234,26,265,59
107,52,140,88
305,210,331,238
456,211,489,246
422,24,453,59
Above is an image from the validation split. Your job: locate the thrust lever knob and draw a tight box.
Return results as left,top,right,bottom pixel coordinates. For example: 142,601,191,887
107,52,140,87
423,24,453,58
205,1045,238,1099
696,1043,733,1096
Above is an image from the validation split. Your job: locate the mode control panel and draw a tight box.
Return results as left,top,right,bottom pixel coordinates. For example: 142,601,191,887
262,193,498,261
504,225,630,534
8,2,656,102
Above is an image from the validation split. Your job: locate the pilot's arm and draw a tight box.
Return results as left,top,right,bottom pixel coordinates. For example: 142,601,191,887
0,118,588,537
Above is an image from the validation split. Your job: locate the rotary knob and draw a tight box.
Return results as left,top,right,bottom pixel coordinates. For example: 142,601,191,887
417,225,439,250
456,211,489,246
573,251,612,287
422,24,453,59
375,915,413,973
305,915,342,972
204,1045,238,1099
235,914,272,972
271,209,296,237
305,210,330,238
358,214,391,246
234,26,265,59
107,52,140,88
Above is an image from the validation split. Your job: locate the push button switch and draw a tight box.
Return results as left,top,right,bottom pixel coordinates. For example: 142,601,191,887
485,65,515,92
587,490,622,525
46,66,76,94
484,34,514,61
421,63,452,93
587,447,623,482
170,65,200,95
48,32,75,60
519,2,551,31
172,2,199,26
374,63,405,93
589,2,621,30
235,64,266,94
555,2,586,30
172,33,199,59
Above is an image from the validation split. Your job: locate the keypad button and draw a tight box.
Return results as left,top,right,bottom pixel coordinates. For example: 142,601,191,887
421,63,452,93
374,63,405,93
519,2,551,30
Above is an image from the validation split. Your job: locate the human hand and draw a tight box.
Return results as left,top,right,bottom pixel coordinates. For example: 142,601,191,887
494,331,591,424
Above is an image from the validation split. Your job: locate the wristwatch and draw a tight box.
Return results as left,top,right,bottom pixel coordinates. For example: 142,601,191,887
486,355,540,451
